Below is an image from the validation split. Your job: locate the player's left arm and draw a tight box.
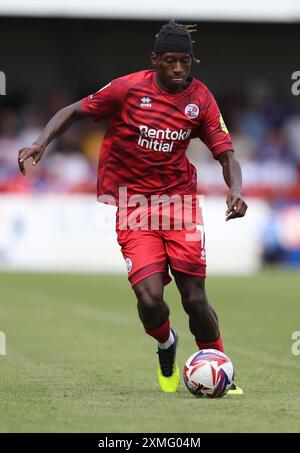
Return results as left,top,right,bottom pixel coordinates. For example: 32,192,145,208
216,151,248,221
197,87,248,221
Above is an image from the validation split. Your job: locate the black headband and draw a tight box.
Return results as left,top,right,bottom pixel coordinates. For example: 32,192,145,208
154,21,193,55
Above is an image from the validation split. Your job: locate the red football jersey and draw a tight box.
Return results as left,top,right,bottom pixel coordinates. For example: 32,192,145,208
81,70,233,205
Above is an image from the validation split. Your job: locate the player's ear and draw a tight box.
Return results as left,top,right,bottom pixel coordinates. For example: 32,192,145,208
151,52,158,67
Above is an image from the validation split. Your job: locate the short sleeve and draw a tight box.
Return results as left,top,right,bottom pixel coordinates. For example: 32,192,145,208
196,89,234,159
81,80,125,122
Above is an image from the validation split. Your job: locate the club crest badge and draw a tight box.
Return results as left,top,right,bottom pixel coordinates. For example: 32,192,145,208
125,257,133,273
185,104,199,119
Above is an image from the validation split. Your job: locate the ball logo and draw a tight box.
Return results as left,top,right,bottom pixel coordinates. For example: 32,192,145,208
125,257,133,273
185,104,199,119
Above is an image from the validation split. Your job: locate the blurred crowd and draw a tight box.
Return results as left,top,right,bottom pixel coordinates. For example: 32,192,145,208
1,85,300,198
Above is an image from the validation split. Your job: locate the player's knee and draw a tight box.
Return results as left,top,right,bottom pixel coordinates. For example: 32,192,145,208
134,283,163,311
182,298,208,317
181,284,207,316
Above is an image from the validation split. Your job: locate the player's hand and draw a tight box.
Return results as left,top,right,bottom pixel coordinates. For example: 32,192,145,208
225,189,248,221
18,144,45,175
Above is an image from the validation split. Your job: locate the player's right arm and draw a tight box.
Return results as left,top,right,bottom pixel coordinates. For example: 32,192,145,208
18,78,129,175
18,101,85,175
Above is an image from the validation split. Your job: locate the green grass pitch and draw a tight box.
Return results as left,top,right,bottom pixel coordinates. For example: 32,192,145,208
0,270,299,433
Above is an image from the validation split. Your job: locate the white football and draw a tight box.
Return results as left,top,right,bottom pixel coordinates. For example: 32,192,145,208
183,349,234,398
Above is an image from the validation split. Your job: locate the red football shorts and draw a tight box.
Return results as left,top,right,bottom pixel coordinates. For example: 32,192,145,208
116,196,206,287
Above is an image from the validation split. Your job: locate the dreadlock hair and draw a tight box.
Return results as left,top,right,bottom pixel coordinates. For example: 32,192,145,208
153,20,200,64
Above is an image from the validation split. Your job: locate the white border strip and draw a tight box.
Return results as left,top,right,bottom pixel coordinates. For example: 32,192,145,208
0,1,300,22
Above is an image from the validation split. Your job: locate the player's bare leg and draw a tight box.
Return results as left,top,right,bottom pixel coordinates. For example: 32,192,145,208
172,272,221,345
133,273,180,392
173,271,243,395
133,273,169,329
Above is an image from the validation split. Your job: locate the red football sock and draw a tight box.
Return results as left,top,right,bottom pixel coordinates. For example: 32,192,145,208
144,319,170,343
196,334,224,353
